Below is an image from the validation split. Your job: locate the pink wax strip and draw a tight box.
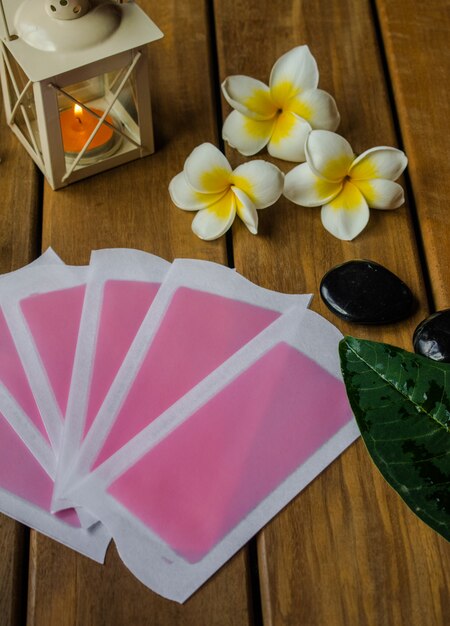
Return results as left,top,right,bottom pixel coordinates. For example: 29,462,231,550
0,412,80,527
20,285,86,416
93,287,281,468
0,309,49,441
108,342,353,563
83,280,161,438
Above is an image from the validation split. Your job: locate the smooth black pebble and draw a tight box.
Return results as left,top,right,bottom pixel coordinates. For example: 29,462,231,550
320,259,415,324
413,309,450,362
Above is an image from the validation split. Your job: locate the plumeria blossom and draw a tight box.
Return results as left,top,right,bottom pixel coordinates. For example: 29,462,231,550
221,45,340,162
169,143,283,240
284,130,408,240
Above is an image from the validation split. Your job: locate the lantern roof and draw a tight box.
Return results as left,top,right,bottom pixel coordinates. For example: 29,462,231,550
0,1,163,82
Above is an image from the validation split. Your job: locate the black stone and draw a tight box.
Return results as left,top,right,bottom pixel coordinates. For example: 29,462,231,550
320,259,415,324
413,309,450,362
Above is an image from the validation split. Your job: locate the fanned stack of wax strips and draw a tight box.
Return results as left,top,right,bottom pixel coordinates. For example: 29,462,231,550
0,247,358,602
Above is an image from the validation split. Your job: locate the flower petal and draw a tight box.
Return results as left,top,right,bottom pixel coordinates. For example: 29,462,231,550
191,190,236,240
349,147,408,181
231,160,283,209
267,112,311,162
305,130,354,182
288,89,340,131
221,76,277,120
269,46,319,107
184,143,232,194
169,172,228,211
352,179,405,209
232,187,258,234
321,181,369,240
222,110,275,156
284,163,342,207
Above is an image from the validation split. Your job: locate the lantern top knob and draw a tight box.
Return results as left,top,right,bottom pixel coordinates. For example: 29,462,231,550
45,1,91,21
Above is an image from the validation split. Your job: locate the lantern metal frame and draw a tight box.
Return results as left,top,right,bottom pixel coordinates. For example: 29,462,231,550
0,1,163,189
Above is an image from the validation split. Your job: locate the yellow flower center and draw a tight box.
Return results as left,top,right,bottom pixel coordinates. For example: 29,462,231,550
243,116,275,139
270,111,297,144
208,189,235,218
350,156,379,180
197,170,256,210
321,155,353,182
328,181,362,212
200,167,231,193
243,89,278,118
270,80,298,109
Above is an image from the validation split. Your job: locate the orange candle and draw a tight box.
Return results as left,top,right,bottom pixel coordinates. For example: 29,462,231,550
60,104,116,155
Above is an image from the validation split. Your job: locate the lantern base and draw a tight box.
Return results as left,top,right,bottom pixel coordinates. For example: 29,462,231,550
14,0,121,52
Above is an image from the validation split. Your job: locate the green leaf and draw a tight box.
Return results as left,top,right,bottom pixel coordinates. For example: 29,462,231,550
339,336,450,542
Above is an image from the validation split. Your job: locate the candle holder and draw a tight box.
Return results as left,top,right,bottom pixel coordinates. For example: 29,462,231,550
0,1,162,189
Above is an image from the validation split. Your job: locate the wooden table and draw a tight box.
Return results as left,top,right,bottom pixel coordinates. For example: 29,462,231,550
1,1,449,624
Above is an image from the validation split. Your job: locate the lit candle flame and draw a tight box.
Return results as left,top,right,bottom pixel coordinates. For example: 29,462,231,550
74,104,83,124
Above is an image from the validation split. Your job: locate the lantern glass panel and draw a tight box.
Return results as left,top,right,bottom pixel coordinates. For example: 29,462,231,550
56,66,141,168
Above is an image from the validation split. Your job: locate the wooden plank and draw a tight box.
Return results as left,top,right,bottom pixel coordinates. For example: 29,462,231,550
375,0,450,309
0,516,27,626
213,0,450,624
28,536,254,626
28,2,254,625
0,73,40,625
0,98,40,269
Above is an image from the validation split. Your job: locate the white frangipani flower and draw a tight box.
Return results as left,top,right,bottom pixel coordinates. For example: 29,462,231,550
169,143,283,240
221,46,340,162
284,130,408,240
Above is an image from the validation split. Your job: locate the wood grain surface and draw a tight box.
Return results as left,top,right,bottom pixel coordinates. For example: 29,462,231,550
0,0,448,624
376,0,450,310
213,0,449,624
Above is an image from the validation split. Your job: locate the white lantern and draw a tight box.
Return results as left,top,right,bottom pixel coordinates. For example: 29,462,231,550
0,1,163,189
